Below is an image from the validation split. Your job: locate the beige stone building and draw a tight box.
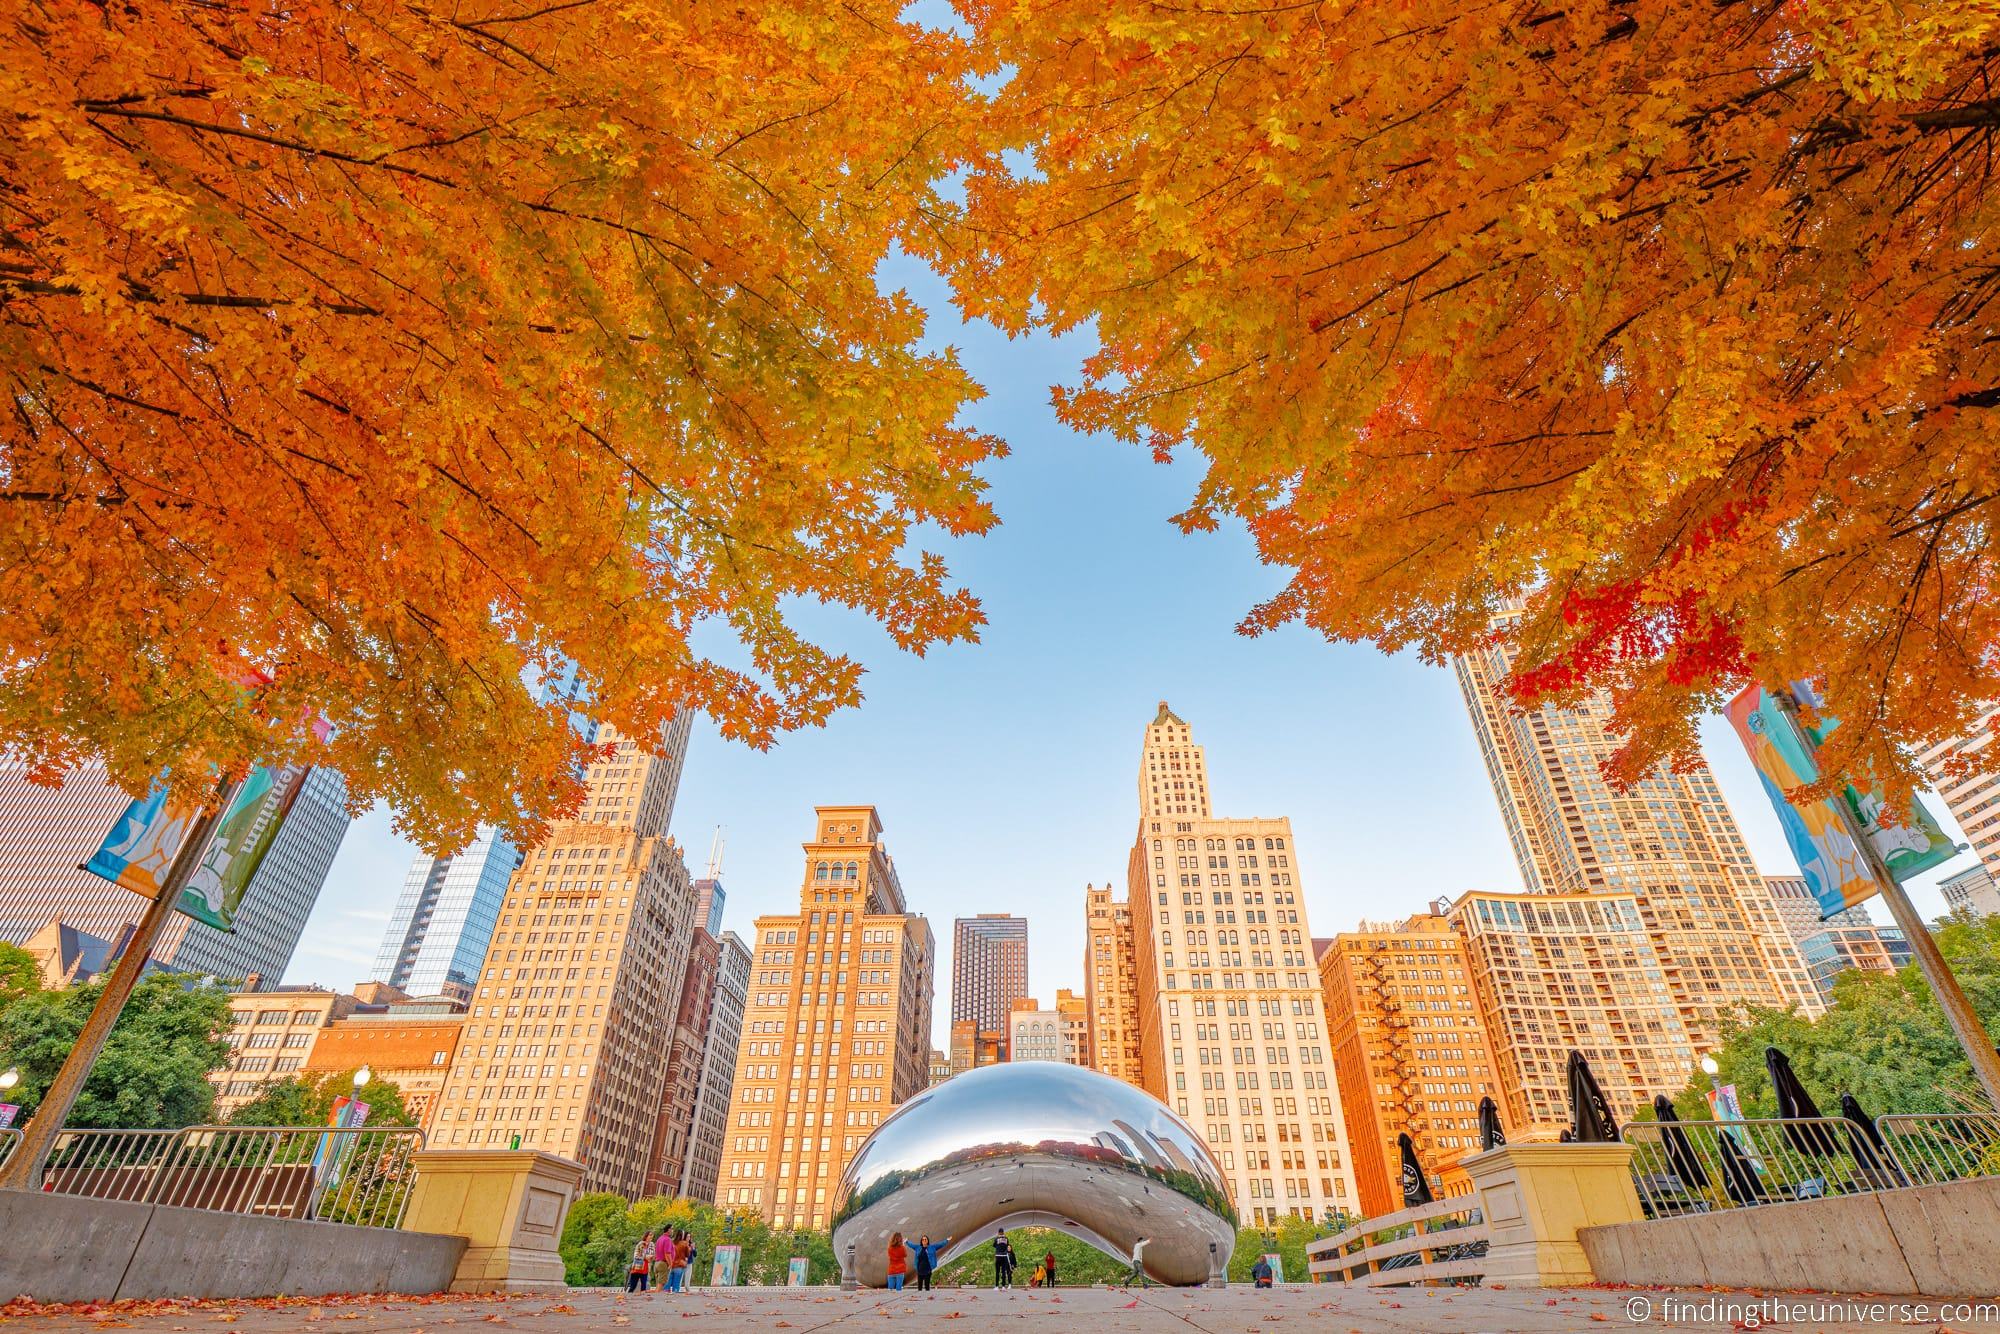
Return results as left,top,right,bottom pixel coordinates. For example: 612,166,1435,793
1055,987,1090,1067
1125,703,1359,1227
215,986,364,1119
1007,997,1064,1063
1919,709,2000,879
1455,604,1822,1060
714,806,936,1230
1317,913,1499,1217
430,717,701,1199
1084,883,1141,1083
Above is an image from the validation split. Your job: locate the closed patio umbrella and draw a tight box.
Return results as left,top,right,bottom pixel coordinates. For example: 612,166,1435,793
1652,1095,1710,1190
1718,1128,1766,1206
1566,1050,1619,1144
1840,1092,1906,1184
1477,1096,1506,1151
1397,1133,1434,1207
1766,1046,1842,1160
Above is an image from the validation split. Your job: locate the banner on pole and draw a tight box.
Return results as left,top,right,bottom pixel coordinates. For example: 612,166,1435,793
85,767,309,931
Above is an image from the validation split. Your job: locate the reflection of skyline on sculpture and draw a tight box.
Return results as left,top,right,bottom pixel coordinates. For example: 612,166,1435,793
832,1062,1236,1287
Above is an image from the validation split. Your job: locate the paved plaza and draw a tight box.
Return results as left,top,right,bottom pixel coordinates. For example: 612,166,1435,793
6,1285,2000,1333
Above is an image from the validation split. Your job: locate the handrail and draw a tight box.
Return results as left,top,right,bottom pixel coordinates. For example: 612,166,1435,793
1625,1115,1919,1219
1878,1112,2000,1187
1305,1195,1486,1286
0,1126,19,1167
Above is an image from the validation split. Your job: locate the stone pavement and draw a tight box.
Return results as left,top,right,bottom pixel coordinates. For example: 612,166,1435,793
6,1285,2000,1333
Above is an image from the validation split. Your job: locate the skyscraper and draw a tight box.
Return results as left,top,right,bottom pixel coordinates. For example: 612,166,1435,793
430,716,699,1197
1126,702,1359,1226
1084,883,1141,1083
374,826,519,1002
0,761,350,986
715,806,935,1229
1317,913,1500,1216
1454,603,1823,1049
951,913,1027,1061
679,929,750,1203
1759,875,1910,1003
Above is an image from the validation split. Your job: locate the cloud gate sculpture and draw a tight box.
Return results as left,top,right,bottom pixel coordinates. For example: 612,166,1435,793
830,1062,1237,1288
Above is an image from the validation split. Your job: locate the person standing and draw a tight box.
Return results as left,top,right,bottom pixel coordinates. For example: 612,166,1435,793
653,1228,674,1292
669,1229,692,1292
1125,1237,1150,1288
1042,1249,1057,1289
912,1234,950,1292
629,1233,655,1293
991,1229,1014,1288
886,1232,908,1292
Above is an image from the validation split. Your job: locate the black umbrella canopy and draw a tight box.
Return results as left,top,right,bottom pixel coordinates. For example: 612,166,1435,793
1718,1129,1765,1206
1477,1096,1506,1151
1766,1046,1841,1159
1397,1132,1435,1207
1652,1094,1710,1190
1566,1050,1619,1144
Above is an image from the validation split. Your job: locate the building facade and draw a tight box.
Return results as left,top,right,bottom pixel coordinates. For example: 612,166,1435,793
0,762,350,986
1055,987,1090,1066
951,914,1027,1061
1008,999,1065,1062
215,985,365,1118
714,806,936,1229
1317,914,1499,1216
430,718,701,1197
1760,875,1910,1003
1448,889,1694,1136
1455,605,1823,1057
1084,883,1141,1083
1125,703,1358,1226
680,929,751,1203
375,826,519,1003
646,927,721,1197
1919,710,2000,879
302,996,467,1129
1942,864,2000,920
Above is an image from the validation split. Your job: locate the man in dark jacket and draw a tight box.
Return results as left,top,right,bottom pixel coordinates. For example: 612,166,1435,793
991,1230,1014,1288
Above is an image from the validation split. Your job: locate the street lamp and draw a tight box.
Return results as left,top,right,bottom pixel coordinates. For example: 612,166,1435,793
353,1065,372,1090
0,1067,18,1092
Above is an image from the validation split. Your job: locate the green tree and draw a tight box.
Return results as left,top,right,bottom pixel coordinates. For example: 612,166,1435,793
1227,1216,1324,1285
0,973,231,1128
559,1192,644,1287
0,942,40,1001
227,1069,415,1128
1670,915,2000,1121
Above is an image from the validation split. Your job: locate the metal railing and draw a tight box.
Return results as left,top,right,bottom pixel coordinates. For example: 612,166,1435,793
1626,1115,1937,1219
1879,1112,2000,1187
0,1126,19,1169
1305,1195,1487,1286
36,1125,425,1228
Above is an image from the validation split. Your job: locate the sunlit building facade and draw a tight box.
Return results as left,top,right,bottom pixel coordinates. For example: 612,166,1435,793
1760,874,1909,1003
1085,883,1141,1083
714,806,936,1229
1919,709,2000,880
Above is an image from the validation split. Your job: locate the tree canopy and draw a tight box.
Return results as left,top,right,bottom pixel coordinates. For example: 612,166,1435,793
944,0,2000,787
2,0,998,850
0,942,39,1002
225,1068,415,1128
0,972,232,1127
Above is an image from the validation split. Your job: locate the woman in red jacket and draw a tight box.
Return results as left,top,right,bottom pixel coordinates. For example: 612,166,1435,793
886,1232,909,1292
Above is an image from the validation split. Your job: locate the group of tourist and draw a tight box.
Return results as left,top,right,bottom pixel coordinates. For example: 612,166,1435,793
884,1231,1064,1291
625,1228,699,1293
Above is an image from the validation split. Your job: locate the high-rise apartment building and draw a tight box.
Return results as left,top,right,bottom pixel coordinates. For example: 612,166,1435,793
1008,998,1065,1062
1055,987,1090,1067
952,914,1027,1059
1317,914,1499,1216
679,929,750,1203
1759,875,1910,1002
1942,864,2000,920
0,762,350,986
375,826,519,1002
647,927,720,1197
1085,883,1141,1083
1919,709,2000,879
1125,703,1358,1226
715,806,935,1229
1449,888,1693,1135
1455,604,1822,1055
431,717,700,1198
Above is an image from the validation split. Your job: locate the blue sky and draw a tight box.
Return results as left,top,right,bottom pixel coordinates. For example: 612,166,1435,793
284,249,1973,1043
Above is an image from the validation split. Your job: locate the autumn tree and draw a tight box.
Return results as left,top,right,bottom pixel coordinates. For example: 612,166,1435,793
1,0,997,848
944,0,2000,784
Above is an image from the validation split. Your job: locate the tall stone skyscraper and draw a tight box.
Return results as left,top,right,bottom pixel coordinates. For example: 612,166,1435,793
1453,602,1821,1129
1084,883,1141,1083
715,806,935,1230
1125,703,1359,1227
430,712,698,1197
0,761,350,986
951,913,1027,1062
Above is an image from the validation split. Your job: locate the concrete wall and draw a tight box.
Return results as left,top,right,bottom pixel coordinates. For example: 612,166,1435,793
0,1191,466,1304
1580,1174,2000,1298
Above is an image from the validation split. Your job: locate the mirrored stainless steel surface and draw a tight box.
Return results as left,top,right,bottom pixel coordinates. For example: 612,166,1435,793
830,1062,1237,1287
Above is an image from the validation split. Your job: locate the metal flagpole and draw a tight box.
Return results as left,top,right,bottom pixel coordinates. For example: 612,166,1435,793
0,779,237,1192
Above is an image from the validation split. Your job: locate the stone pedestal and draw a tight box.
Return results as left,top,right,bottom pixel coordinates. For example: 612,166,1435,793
403,1149,584,1292
1462,1142,1642,1287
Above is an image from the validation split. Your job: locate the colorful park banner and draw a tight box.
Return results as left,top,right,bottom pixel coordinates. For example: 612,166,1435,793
85,765,308,931
1725,685,1955,919
0,1104,17,1130
709,1244,742,1287
786,1257,810,1287
1705,1082,1763,1170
